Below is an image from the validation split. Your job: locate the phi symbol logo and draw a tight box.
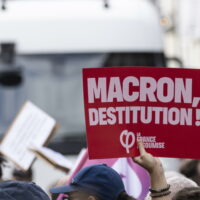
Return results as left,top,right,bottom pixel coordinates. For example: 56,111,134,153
120,130,135,154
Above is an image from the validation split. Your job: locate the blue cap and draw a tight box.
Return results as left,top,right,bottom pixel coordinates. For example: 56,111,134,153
0,181,50,200
50,164,125,200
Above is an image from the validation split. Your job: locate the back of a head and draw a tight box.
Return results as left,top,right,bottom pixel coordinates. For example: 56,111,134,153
51,164,132,200
165,171,198,197
172,187,200,200
0,180,50,200
145,171,198,200
12,167,33,182
179,159,200,185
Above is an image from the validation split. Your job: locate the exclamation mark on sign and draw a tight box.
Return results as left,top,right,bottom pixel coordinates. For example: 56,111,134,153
195,109,200,126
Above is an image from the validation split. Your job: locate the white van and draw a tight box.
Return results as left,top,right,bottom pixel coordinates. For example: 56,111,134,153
0,0,164,154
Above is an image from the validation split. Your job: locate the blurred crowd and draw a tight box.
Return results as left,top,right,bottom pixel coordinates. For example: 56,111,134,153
0,142,200,200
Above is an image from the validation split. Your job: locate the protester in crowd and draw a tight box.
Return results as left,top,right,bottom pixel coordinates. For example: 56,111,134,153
12,167,33,182
0,180,50,200
145,171,198,199
172,187,200,200
50,141,171,200
179,159,200,185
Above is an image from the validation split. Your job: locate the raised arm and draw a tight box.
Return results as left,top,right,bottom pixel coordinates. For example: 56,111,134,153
132,142,171,200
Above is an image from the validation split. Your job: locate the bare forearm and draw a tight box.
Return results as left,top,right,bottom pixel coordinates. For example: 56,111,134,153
150,167,171,200
132,142,171,200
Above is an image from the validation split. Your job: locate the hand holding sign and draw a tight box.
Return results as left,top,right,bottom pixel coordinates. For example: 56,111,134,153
133,141,170,200
132,141,162,175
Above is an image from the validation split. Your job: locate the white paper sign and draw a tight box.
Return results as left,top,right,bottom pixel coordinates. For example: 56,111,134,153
0,101,56,171
30,145,73,171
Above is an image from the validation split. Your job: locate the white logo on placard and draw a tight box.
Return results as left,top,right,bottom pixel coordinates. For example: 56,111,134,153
120,130,135,154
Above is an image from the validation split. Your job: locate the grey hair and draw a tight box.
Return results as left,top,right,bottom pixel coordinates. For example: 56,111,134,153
145,171,198,200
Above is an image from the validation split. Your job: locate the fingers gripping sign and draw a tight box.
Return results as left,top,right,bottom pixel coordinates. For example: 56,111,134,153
132,141,161,174
132,142,170,200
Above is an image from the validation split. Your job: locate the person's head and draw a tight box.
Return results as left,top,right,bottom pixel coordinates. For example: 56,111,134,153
145,171,198,200
180,159,200,185
50,164,136,200
172,187,200,200
0,180,50,200
12,167,33,182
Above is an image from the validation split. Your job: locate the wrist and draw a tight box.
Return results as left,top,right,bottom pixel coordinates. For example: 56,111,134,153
149,184,171,199
149,162,164,176
149,164,167,190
